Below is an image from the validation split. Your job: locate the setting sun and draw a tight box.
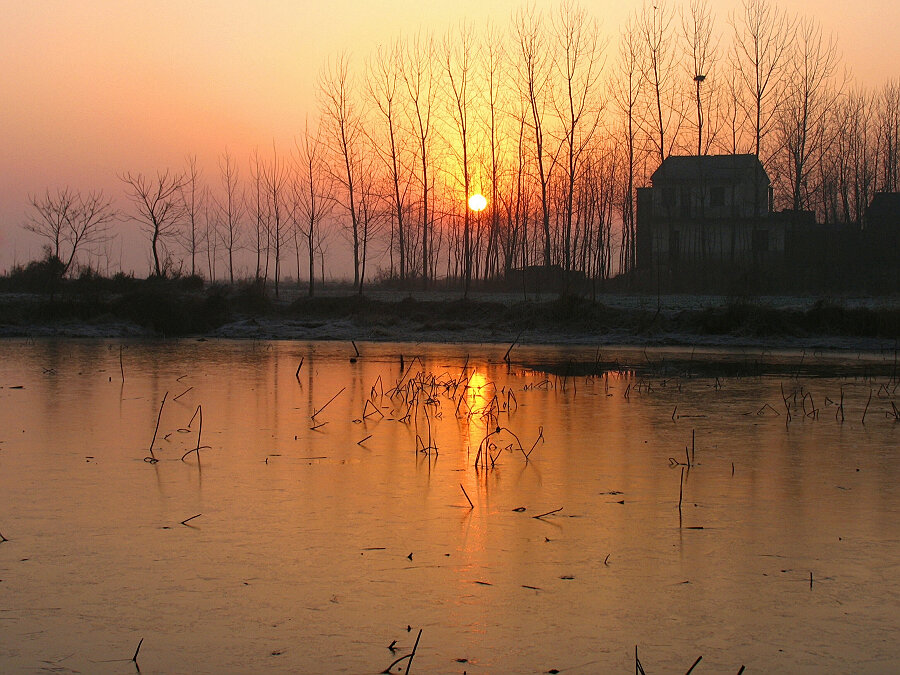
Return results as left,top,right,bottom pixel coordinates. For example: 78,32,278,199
468,193,487,212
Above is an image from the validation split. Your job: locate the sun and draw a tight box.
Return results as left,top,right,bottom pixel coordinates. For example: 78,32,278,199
468,193,487,212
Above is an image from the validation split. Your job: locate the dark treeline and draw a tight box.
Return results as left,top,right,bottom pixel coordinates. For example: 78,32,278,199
19,0,900,295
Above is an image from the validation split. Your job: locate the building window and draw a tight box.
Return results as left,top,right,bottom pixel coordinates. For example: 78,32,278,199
710,186,725,208
753,229,769,253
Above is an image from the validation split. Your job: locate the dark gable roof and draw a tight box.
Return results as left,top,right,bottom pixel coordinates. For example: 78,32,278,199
651,154,769,185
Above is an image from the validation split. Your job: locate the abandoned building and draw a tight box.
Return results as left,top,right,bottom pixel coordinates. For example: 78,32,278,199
634,154,899,291
635,154,794,273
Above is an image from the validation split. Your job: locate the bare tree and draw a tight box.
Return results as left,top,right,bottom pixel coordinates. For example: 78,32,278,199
25,187,117,277
878,79,900,192
179,155,204,277
401,33,437,284
483,22,506,278
514,6,557,268
120,170,185,277
826,89,877,225
214,149,244,283
639,0,683,164
249,148,270,282
263,144,289,297
366,41,412,283
320,52,365,288
552,0,605,274
442,22,477,294
729,0,795,159
612,13,644,274
681,0,717,156
292,120,334,297
202,187,218,280
774,16,840,212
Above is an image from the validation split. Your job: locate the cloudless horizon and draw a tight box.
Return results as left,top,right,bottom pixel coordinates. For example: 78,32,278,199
2,0,899,279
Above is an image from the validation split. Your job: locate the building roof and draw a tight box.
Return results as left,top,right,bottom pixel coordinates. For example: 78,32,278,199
651,154,769,186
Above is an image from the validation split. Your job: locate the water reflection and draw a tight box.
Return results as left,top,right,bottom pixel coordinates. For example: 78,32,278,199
0,339,897,674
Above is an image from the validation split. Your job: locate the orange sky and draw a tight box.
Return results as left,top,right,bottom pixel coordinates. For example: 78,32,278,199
2,0,898,275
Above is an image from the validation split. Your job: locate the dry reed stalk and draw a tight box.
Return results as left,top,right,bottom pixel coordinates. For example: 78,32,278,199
532,507,563,519
119,345,125,381
781,383,792,424
180,513,202,525
506,389,518,413
312,387,346,419
295,357,304,381
381,628,422,675
357,434,373,446
181,405,203,461
862,389,873,423
757,402,780,416
635,645,646,675
147,392,168,461
525,426,544,459
173,386,193,401
503,330,523,363
363,399,384,419
370,375,384,400
132,637,143,664
460,483,474,509
685,655,703,673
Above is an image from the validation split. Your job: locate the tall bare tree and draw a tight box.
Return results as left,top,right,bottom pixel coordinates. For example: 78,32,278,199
214,149,244,283
292,121,334,297
514,6,557,268
442,22,477,294
320,53,364,287
878,79,900,192
483,22,506,278
249,148,270,282
366,41,412,282
774,16,840,212
552,0,605,273
612,13,644,273
639,0,683,164
263,144,289,297
25,187,117,277
401,33,437,284
179,155,204,277
729,0,795,159
120,170,185,277
681,0,717,156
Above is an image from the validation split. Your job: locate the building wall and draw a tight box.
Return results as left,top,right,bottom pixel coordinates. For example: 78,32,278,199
637,157,777,270
649,218,785,265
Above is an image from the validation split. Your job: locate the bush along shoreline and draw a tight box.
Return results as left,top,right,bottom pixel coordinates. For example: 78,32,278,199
1,261,899,343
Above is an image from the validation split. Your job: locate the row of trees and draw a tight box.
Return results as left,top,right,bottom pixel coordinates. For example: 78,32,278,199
23,0,900,294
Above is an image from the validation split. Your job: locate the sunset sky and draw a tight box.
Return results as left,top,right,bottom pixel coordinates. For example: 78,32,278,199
2,0,898,277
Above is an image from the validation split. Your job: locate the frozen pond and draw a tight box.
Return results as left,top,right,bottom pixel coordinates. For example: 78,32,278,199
0,339,898,674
